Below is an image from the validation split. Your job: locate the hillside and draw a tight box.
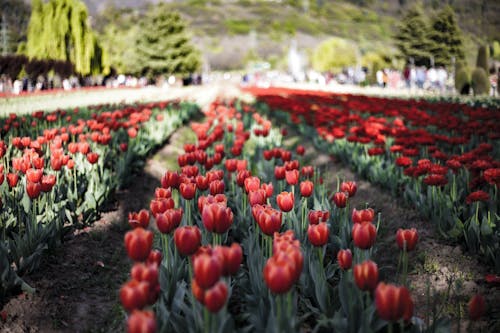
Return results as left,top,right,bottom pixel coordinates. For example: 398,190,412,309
88,0,498,71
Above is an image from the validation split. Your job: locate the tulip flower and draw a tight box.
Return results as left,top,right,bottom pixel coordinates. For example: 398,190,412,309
263,252,296,294
354,260,379,291
340,181,357,197
307,223,329,247
174,226,201,256
209,179,225,195
468,294,485,321
127,310,156,333
161,170,179,189
128,209,150,229
337,249,352,270
179,182,196,200
202,202,234,234
374,282,414,322
254,205,282,236
285,169,299,186
204,281,228,313
352,208,375,224
120,280,149,312
332,192,347,208
352,222,377,249
156,208,183,234
276,191,294,212
396,228,418,251
193,253,223,289
300,180,314,197
124,228,153,261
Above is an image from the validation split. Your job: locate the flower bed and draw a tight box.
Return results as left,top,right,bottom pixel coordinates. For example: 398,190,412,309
244,86,500,273
119,99,487,332
0,100,200,296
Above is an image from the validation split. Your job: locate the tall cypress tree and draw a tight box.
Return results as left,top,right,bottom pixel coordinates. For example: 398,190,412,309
135,5,201,80
428,5,465,67
25,0,104,75
394,6,433,66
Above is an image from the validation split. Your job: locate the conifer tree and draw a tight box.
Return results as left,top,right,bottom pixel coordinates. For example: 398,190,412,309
476,45,489,72
394,6,432,66
135,5,201,80
428,5,465,67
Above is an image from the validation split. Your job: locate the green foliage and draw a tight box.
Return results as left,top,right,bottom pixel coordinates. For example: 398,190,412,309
0,0,30,54
96,6,141,74
427,5,465,67
394,5,432,66
24,0,105,75
311,37,358,72
454,66,471,95
225,19,253,35
476,45,489,72
470,67,489,95
135,5,201,79
491,41,500,61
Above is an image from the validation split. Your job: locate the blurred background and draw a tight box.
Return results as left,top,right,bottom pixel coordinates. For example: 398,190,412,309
0,0,499,96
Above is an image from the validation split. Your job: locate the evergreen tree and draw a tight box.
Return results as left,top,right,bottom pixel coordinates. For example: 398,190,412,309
25,0,105,75
135,5,201,79
428,5,465,67
394,6,433,66
476,44,489,72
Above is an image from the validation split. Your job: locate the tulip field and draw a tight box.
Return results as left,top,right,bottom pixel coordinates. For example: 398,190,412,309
1,86,499,332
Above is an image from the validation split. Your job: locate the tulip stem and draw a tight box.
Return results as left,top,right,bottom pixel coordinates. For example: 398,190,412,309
203,307,210,333
162,234,169,266
387,322,393,333
276,294,282,331
318,247,324,269
185,199,191,226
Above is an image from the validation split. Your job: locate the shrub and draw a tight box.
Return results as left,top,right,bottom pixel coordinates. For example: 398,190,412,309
471,67,490,96
476,45,489,73
454,65,470,95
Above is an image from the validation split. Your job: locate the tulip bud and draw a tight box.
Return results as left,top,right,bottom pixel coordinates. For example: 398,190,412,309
124,228,153,261
174,226,201,256
354,260,379,291
337,249,352,270
352,222,377,250
396,228,418,251
307,223,329,247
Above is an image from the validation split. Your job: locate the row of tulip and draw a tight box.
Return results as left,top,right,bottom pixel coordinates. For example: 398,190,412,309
120,99,487,332
0,100,200,297
244,86,500,272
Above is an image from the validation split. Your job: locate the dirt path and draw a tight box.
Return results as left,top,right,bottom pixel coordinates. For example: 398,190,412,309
284,133,500,332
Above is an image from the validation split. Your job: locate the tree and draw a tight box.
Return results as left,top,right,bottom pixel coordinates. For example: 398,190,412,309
476,45,489,72
0,0,30,54
311,37,358,72
135,5,201,80
427,5,465,67
394,6,432,66
25,0,105,75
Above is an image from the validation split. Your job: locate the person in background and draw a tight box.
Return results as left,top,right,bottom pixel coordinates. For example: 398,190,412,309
376,69,383,88
403,65,411,89
416,66,426,89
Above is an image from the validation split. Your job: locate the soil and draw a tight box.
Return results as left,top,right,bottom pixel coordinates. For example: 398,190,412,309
1,85,498,332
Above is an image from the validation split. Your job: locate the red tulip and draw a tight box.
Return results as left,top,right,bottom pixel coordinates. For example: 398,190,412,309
193,253,223,289
301,166,314,178
468,294,486,321
7,173,18,188
161,170,179,189
352,208,375,223
396,228,418,251
127,310,156,333
337,249,352,270
254,205,283,236
174,226,201,256
120,279,149,312
155,187,171,199
244,176,260,193
296,145,305,156
120,143,128,152
375,282,414,322
156,208,183,234
332,192,347,208
204,281,228,313
191,278,206,304
218,243,242,276
353,260,379,291
195,175,209,191
224,159,237,172
261,182,274,198
86,152,99,164
236,170,251,187
128,209,150,229
26,180,41,199
285,169,299,186
263,252,296,294
40,174,56,192
197,194,227,213
248,189,267,206
179,182,196,200
26,168,43,183
202,203,233,234
276,191,294,212
124,228,153,262
308,210,329,225
263,150,274,160
307,223,329,247
209,179,225,195
149,197,175,217
274,166,286,180
352,222,377,250
300,180,314,197
147,250,162,267
50,154,63,171
340,181,357,197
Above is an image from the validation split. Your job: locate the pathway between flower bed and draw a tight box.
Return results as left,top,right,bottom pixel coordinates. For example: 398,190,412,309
283,131,500,332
